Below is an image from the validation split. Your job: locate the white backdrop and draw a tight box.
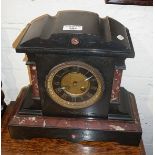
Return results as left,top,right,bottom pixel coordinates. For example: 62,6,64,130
1,0,153,154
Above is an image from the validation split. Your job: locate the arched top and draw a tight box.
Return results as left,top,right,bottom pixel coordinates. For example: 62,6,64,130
13,10,135,58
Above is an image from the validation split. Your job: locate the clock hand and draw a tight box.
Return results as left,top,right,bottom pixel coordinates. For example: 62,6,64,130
85,76,93,81
60,87,66,90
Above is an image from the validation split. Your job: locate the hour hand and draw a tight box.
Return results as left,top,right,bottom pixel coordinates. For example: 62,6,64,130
60,86,70,90
60,87,66,90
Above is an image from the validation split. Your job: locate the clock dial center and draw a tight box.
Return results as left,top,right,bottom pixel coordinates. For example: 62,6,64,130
61,72,90,96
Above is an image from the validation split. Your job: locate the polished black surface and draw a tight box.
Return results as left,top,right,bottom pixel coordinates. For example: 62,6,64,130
15,11,135,58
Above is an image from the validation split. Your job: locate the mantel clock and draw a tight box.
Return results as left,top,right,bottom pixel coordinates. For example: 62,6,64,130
9,11,142,146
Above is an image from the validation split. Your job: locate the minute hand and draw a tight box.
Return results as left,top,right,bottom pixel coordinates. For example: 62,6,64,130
85,76,93,81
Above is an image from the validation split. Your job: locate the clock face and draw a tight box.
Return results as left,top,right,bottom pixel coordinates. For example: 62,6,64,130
45,61,104,109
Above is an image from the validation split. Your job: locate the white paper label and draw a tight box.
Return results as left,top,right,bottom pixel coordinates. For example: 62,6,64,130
63,25,83,31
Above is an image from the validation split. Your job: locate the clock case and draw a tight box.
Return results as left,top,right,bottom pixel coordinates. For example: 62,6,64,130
8,11,142,145
13,11,135,121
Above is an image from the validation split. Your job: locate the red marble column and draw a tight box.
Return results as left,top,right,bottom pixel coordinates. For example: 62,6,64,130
110,69,123,103
28,65,40,98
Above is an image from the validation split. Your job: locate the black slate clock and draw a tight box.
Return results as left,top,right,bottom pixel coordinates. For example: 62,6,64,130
13,10,135,120
9,10,142,145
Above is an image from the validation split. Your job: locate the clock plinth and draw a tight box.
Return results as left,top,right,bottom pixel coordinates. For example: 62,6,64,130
8,86,142,146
